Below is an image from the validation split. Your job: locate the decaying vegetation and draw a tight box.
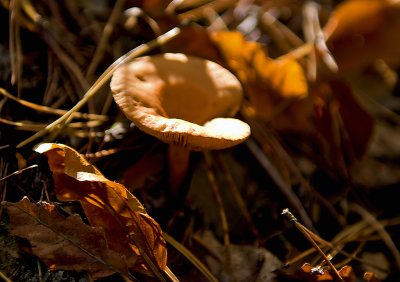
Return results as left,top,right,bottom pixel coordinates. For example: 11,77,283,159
2,0,400,281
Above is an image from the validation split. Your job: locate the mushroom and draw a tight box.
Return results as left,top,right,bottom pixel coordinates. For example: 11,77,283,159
110,53,250,194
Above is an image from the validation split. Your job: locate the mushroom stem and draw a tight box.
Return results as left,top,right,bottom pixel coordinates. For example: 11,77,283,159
168,144,191,196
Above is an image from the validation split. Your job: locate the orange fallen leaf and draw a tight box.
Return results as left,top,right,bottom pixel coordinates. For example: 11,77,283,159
211,31,311,132
211,31,374,172
2,197,131,279
299,263,355,282
33,143,167,279
324,0,400,71
363,272,382,282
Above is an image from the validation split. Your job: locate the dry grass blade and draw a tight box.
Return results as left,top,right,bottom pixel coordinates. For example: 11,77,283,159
85,0,126,80
17,0,90,95
302,1,318,81
277,42,314,61
203,151,232,271
350,204,400,270
0,118,105,139
260,10,301,53
0,271,12,282
303,1,338,79
16,27,181,148
0,164,37,183
244,134,314,230
163,232,218,282
0,87,108,121
283,215,397,275
177,0,237,22
9,0,23,96
214,152,261,241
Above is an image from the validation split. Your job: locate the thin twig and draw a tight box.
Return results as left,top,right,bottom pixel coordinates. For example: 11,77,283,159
203,151,232,273
0,164,38,183
282,208,344,282
284,217,393,274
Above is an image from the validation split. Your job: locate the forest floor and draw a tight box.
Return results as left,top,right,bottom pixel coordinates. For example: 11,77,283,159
2,0,400,281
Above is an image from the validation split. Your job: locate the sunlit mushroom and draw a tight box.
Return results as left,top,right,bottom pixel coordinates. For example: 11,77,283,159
110,53,250,193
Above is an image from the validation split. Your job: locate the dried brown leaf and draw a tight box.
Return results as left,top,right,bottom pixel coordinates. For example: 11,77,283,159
2,197,130,279
33,143,167,278
324,0,400,71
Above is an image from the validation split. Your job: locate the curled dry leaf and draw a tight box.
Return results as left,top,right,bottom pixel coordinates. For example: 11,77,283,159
2,197,130,279
33,143,167,278
211,31,311,132
324,0,400,71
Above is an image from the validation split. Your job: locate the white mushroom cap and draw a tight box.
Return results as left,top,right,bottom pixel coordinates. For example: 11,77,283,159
110,53,250,150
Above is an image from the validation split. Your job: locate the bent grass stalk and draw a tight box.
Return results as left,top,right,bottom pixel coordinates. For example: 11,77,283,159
17,27,181,148
163,232,218,282
0,87,108,121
